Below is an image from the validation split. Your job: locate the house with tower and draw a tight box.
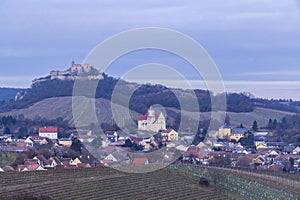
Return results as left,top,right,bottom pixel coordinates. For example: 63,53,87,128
138,107,166,132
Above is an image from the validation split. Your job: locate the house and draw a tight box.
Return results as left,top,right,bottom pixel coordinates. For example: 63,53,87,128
254,137,266,147
253,155,265,166
253,132,270,137
132,157,149,165
118,132,130,141
23,159,46,171
267,150,279,158
59,138,72,146
293,146,300,155
103,153,118,162
0,167,4,172
138,106,166,132
256,143,268,150
78,155,100,165
31,136,48,145
110,141,125,146
24,137,34,147
39,127,58,140
33,155,50,167
102,151,129,166
0,146,27,152
230,128,246,141
218,124,232,139
61,158,74,167
130,136,143,145
266,142,285,149
218,125,246,141
48,156,64,168
105,131,118,143
71,157,82,166
283,145,295,154
161,129,178,142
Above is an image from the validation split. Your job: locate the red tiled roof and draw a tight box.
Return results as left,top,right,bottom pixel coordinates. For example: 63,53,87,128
27,163,40,171
130,136,143,142
17,142,27,148
39,127,58,133
77,163,90,168
132,157,148,165
162,129,173,133
138,113,148,120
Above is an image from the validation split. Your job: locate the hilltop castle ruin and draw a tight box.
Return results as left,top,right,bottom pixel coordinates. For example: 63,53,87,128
32,61,103,85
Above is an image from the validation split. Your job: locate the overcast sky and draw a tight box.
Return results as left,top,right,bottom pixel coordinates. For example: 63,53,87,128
0,0,300,99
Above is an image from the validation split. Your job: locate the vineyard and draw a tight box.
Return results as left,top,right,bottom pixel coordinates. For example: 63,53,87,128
171,164,300,200
1,165,299,200
0,167,233,200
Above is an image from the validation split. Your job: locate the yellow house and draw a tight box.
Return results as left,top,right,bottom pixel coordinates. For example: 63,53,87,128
253,155,265,165
161,129,179,142
256,143,268,150
230,128,246,141
218,125,246,141
59,138,72,146
218,124,231,139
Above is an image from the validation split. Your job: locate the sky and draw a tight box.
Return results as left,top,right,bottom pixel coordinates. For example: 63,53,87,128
0,0,300,100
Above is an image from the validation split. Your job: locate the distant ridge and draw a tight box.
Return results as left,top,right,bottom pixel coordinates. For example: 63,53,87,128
0,87,26,102
1,62,300,119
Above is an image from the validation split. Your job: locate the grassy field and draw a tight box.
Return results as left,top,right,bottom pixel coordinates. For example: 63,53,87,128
0,166,233,200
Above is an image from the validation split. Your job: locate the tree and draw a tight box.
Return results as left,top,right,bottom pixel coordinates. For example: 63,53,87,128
280,117,288,129
71,137,82,153
267,118,273,129
124,139,133,147
17,127,28,139
239,124,244,128
3,127,10,134
91,136,102,148
273,119,278,129
225,114,230,125
239,132,255,148
252,121,258,131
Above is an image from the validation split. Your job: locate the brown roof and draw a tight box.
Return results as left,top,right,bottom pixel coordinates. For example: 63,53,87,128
132,157,148,165
39,127,58,133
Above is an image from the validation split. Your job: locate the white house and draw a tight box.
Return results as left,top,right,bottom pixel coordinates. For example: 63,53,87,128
39,127,58,140
24,137,34,147
138,106,166,132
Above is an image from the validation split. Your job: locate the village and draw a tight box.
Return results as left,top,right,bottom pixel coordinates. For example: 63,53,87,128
0,106,300,173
